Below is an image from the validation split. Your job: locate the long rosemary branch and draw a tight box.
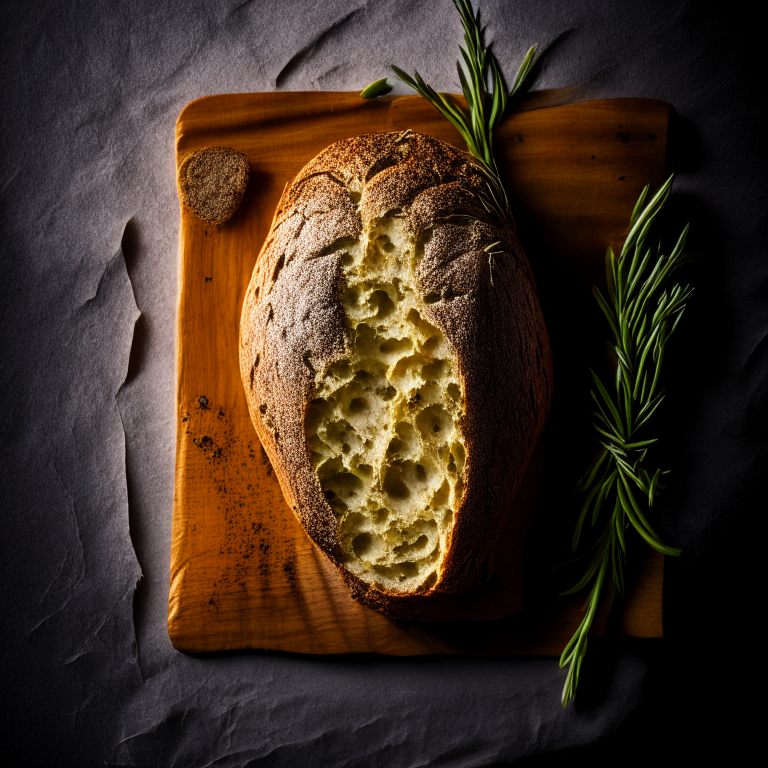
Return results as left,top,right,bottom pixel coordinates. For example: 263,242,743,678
559,177,691,706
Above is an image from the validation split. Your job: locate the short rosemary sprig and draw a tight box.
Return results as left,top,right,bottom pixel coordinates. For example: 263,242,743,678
559,176,692,706
389,0,536,230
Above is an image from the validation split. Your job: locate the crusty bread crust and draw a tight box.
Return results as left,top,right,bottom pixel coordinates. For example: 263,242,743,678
239,131,552,619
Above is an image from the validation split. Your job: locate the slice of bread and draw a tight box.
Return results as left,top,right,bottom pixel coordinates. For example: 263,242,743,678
240,131,551,619
178,146,249,225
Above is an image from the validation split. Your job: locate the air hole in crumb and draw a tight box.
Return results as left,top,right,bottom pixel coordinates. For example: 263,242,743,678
379,385,396,401
433,480,450,507
452,442,466,471
417,404,453,439
394,535,428,556
422,336,439,353
341,286,359,306
353,532,373,557
325,472,363,499
378,337,412,355
383,470,410,500
370,289,394,317
328,360,352,380
421,359,445,379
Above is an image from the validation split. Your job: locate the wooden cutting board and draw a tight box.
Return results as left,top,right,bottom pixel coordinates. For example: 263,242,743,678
169,92,671,655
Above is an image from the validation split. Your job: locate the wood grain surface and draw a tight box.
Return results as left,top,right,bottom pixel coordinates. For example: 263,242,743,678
169,92,671,655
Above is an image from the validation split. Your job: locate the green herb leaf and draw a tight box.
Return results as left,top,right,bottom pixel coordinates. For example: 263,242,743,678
360,78,394,99
510,45,538,97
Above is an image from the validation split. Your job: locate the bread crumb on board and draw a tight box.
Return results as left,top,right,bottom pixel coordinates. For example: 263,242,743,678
178,146,249,225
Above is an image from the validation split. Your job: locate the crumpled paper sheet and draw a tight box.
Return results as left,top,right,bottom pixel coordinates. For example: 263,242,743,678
1,0,765,764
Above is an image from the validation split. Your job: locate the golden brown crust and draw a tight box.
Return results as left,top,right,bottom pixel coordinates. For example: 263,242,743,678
178,146,249,224
239,131,552,620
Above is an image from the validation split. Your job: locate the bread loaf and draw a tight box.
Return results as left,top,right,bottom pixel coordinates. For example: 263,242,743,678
240,131,551,619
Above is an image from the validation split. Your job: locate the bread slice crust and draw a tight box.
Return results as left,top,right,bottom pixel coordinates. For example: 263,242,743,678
239,131,552,619
178,146,249,224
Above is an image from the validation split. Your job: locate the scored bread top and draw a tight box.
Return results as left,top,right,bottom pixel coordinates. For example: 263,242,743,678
239,131,552,619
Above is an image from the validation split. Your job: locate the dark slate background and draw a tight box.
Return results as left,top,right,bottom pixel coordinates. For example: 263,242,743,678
1,1,764,765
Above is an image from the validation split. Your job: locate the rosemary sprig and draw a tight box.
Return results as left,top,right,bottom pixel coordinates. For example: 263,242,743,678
390,0,537,230
559,176,692,706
